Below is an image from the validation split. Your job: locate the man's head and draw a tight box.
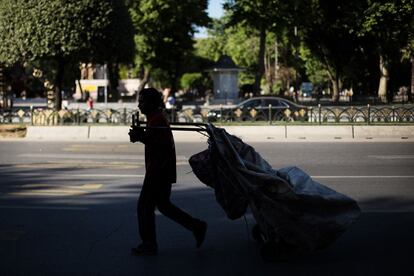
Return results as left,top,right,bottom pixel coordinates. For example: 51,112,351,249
138,88,164,115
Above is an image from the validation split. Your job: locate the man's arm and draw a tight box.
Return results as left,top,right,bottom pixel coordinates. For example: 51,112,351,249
128,126,167,145
129,126,147,144
129,114,171,145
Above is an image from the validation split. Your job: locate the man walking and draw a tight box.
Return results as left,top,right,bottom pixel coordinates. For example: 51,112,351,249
129,88,207,256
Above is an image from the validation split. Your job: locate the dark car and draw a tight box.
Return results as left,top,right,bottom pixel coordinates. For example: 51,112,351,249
207,97,308,122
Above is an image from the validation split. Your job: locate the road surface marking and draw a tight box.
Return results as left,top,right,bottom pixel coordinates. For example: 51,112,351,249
0,205,87,210
0,228,25,241
312,175,414,179
7,173,145,178
13,163,141,169
19,153,188,161
2,183,103,197
364,209,414,213
368,155,414,159
12,161,187,169
5,172,413,180
63,144,135,152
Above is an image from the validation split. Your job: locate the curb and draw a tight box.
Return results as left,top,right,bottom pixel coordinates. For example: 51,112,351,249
21,125,414,142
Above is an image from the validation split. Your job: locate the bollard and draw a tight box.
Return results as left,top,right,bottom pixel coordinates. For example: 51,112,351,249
171,106,175,122
30,106,34,126
19,112,24,127
350,106,354,123
392,105,395,122
367,104,370,125
318,104,321,125
220,104,223,124
268,104,272,125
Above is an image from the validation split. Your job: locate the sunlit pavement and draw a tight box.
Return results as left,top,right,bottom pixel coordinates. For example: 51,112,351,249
0,140,413,275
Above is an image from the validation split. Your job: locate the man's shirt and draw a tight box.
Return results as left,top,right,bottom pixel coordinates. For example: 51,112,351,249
142,111,176,184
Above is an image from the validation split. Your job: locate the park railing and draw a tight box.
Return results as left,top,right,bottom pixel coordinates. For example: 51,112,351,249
1,104,414,126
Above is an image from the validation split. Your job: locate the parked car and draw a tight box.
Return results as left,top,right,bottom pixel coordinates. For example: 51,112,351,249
207,97,308,122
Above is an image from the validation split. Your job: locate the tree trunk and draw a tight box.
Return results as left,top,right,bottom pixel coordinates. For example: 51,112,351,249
254,24,266,96
378,54,389,103
136,66,151,102
107,62,120,102
264,49,273,94
274,39,278,91
409,56,414,103
54,57,65,110
331,78,340,102
171,57,182,97
170,69,178,96
77,79,84,99
326,69,340,102
0,64,6,109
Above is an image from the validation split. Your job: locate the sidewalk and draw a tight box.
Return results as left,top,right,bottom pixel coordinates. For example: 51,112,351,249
20,125,414,142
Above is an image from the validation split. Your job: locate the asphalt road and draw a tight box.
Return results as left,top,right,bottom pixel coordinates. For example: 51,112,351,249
0,140,413,275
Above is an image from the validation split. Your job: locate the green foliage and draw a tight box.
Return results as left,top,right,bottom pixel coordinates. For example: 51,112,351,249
194,18,259,86
299,44,329,85
0,0,135,108
357,0,413,59
180,73,203,89
194,18,229,62
128,0,210,90
0,0,115,64
92,1,135,64
223,0,292,94
224,0,290,32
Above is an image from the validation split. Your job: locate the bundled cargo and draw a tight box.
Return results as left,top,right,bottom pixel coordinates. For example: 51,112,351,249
189,124,361,261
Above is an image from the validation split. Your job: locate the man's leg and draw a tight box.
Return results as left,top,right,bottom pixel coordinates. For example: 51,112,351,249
132,182,158,255
156,182,207,248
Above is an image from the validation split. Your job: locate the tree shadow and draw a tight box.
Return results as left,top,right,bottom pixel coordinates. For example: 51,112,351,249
1,162,414,275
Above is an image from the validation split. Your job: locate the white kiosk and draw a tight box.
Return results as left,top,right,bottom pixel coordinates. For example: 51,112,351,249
208,55,243,104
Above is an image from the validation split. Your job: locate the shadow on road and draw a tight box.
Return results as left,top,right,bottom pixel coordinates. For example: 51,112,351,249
1,164,414,275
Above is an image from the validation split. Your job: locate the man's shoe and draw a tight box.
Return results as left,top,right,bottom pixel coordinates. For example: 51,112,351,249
131,243,158,256
193,221,207,248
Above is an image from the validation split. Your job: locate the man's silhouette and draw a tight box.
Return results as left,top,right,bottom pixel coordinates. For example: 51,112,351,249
129,88,207,256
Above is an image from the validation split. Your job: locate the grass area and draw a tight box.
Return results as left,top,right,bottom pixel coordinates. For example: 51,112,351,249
0,124,27,138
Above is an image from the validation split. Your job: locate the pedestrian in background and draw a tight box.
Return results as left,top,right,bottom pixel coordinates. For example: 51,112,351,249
87,96,94,111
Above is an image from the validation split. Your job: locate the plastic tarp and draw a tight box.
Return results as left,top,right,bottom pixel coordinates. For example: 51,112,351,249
189,124,361,254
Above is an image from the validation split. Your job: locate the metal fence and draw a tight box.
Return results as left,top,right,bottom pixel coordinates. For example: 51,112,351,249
1,104,414,125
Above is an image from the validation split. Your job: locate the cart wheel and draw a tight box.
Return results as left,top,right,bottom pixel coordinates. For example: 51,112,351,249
252,224,264,242
260,240,295,262
260,241,279,262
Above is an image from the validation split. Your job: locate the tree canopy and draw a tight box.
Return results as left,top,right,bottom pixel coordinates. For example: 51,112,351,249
0,0,134,109
224,0,290,96
0,0,412,106
128,0,210,97
195,0,414,102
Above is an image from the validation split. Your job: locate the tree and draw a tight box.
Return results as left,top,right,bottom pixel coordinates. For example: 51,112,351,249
406,39,414,102
128,0,209,98
195,18,301,96
0,0,134,109
91,1,135,102
180,72,209,95
357,0,414,102
296,0,365,102
194,18,229,62
224,0,290,96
